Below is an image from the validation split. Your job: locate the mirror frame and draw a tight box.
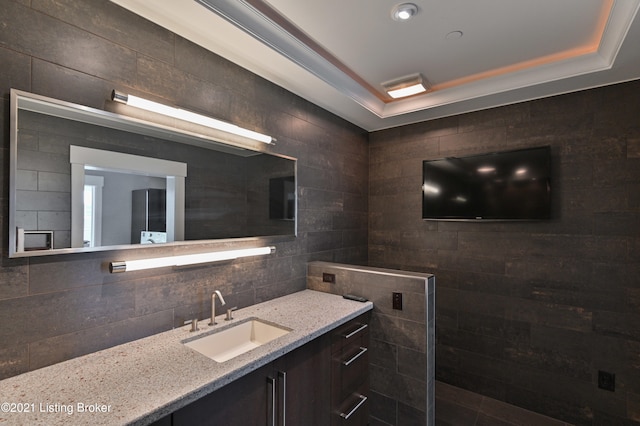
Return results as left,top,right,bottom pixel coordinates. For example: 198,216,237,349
9,89,297,258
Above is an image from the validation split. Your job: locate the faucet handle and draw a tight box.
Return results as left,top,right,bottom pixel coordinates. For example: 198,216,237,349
225,307,238,321
184,318,199,332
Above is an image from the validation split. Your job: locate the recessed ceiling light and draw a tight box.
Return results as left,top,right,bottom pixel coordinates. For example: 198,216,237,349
391,3,418,21
382,74,430,99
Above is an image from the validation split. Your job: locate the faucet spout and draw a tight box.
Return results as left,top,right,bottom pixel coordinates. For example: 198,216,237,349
208,290,226,326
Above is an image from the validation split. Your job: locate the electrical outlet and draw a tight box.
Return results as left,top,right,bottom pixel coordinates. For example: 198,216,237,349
598,370,615,392
322,273,335,283
392,292,403,310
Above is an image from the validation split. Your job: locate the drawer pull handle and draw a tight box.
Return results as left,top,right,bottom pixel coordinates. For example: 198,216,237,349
267,377,276,426
343,323,368,339
278,371,287,426
340,394,368,420
342,347,367,366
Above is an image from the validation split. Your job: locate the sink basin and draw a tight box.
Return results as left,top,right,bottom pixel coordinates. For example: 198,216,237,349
184,319,290,362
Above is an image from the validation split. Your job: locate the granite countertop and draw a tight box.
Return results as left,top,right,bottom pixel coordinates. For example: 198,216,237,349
0,289,373,425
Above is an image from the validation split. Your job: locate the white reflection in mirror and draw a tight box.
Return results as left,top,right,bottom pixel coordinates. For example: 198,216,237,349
83,175,103,247
69,146,186,249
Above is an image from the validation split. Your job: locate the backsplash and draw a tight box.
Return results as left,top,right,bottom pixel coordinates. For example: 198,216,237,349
0,0,367,379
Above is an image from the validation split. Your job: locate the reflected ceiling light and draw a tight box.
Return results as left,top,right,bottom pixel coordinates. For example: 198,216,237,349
382,74,429,99
477,166,496,173
109,246,275,273
515,168,528,175
423,183,441,195
111,90,274,144
391,3,418,21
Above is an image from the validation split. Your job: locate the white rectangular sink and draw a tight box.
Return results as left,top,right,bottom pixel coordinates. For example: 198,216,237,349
184,319,290,362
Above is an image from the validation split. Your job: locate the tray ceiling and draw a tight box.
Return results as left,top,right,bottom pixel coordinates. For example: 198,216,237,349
111,0,640,131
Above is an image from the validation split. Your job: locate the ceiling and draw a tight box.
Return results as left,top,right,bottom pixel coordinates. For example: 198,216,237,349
111,0,640,131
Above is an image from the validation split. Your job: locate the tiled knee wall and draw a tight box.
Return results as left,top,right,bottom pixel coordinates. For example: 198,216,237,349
307,261,435,425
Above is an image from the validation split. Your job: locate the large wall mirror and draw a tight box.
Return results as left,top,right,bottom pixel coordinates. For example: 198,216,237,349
9,89,296,258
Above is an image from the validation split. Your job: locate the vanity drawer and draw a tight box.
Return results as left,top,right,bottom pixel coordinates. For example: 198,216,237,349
331,312,370,426
333,342,369,401
335,383,369,426
332,312,370,355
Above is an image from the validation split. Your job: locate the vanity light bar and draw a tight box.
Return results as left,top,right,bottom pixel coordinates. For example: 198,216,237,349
109,246,275,273
111,90,274,144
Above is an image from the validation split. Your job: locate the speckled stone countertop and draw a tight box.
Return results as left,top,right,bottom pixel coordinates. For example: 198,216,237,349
0,290,372,425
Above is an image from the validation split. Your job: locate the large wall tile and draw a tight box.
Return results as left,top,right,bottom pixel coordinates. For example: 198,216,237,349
0,0,137,86
0,46,31,95
32,0,175,64
29,309,173,370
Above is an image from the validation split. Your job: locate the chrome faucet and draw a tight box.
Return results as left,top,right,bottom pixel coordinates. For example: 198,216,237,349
208,290,226,326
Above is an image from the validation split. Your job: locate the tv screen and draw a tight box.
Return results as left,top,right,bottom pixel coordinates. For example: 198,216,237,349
422,146,551,221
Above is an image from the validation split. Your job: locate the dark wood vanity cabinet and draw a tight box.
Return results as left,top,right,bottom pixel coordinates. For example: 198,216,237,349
331,312,371,426
172,362,273,426
171,331,332,426
163,312,370,426
275,333,332,425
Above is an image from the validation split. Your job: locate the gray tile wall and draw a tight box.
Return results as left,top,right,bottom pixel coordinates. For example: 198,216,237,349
436,381,572,426
0,0,367,379
307,261,435,425
369,82,640,424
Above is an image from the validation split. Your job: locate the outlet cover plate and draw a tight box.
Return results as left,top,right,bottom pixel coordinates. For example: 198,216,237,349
392,292,403,310
598,370,615,392
322,273,335,283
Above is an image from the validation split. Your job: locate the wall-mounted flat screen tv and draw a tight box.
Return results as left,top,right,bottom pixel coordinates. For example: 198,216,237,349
422,146,551,221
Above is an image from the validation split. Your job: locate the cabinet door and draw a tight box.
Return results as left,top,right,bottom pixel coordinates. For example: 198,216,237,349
276,333,331,426
172,363,271,426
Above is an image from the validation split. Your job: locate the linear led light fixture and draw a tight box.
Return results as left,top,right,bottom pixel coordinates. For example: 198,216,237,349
111,90,274,144
382,73,429,99
109,246,275,273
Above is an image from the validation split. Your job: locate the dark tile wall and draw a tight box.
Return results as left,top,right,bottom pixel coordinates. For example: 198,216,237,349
307,261,435,426
0,0,368,379
369,80,640,425
435,381,572,426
